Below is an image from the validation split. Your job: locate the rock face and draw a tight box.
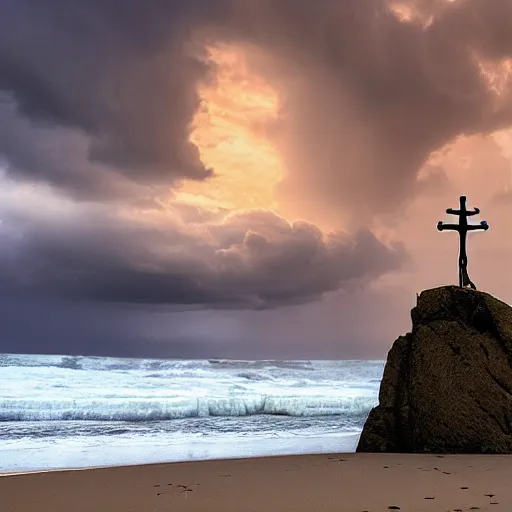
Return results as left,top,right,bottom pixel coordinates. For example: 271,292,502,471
357,285,512,453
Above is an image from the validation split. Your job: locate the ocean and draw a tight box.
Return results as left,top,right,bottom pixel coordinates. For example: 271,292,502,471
0,354,384,473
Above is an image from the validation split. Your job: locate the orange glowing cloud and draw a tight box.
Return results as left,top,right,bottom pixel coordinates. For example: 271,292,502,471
475,57,512,99
389,2,416,23
177,44,284,214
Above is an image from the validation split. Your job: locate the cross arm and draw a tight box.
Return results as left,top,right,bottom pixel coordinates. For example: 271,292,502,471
446,208,461,215
467,221,489,231
437,221,460,231
466,207,480,216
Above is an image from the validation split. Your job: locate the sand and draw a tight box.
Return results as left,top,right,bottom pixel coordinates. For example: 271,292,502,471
1,453,511,511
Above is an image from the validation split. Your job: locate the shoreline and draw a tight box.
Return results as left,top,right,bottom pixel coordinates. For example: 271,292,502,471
0,431,361,474
2,452,511,511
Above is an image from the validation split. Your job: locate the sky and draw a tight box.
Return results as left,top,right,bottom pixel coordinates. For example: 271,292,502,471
0,0,511,359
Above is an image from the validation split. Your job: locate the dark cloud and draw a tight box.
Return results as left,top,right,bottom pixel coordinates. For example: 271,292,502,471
0,0,411,316
0,94,145,200
0,0,510,315
2,0,512,211
0,0,227,196
1,0,512,358
0,203,406,307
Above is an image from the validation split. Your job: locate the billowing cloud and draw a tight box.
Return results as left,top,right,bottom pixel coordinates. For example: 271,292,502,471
205,0,512,225
0,183,406,307
2,0,512,212
0,0,226,195
1,0,511,328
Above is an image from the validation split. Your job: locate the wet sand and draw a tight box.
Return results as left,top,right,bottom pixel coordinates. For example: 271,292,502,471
1,452,511,511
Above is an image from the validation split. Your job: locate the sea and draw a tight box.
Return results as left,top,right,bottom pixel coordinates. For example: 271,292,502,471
0,354,385,473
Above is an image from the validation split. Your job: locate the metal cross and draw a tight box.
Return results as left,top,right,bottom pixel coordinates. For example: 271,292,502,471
437,195,488,290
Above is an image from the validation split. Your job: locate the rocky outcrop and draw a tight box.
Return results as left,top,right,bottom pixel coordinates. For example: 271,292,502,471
357,285,512,453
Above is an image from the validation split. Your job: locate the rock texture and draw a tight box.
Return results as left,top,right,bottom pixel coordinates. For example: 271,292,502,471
357,285,512,453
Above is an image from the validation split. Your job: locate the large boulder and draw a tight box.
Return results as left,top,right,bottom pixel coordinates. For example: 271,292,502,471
357,285,512,453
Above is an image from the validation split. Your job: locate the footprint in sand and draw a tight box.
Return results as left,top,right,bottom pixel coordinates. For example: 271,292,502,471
156,483,199,497
485,494,499,505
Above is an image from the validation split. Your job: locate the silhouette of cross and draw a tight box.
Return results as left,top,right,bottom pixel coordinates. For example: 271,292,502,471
437,195,488,289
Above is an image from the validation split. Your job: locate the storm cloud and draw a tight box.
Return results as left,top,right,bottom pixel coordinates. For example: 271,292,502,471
0,184,406,307
209,0,512,224
2,1,512,208
0,0,511,338
0,0,225,195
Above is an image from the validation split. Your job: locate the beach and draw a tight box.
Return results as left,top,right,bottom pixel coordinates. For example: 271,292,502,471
2,452,511,512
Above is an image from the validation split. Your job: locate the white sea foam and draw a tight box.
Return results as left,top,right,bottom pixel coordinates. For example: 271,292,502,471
0,431,362,473
0,354,384,472
0,394,378,421
1,355,383,421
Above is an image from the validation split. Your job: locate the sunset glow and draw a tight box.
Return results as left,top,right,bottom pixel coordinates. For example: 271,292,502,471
389,3,415,23
493,128,512,192
177,44,284,213
476,57,512,98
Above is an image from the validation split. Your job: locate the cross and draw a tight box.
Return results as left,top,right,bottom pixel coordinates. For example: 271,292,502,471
437,195,489,290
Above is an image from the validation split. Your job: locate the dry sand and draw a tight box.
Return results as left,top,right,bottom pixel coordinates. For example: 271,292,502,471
1,453,511,511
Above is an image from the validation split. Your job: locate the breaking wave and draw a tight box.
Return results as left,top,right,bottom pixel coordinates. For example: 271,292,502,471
0,395,378,421
1,353,384,423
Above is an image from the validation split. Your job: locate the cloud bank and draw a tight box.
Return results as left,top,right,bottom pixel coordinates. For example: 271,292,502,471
0,182,405,306
0,0,511,310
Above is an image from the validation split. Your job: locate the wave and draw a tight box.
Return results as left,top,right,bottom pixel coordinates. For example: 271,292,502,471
0,354,385,380
0,395,377,422
235,371,273,381
208,359,314,370
0,354,320,373
0,355,221,374
57,356,84,370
